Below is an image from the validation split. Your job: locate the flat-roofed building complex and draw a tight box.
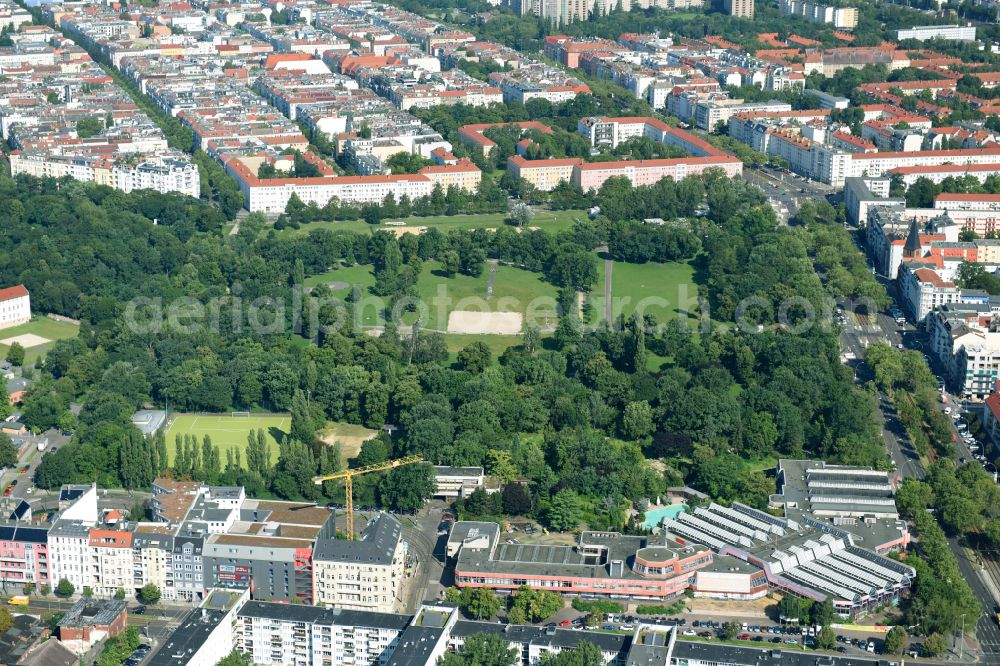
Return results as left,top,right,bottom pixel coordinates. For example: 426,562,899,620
448,459,912,618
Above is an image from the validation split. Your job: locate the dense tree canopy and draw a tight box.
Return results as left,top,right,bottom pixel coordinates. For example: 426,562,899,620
1,161,888,520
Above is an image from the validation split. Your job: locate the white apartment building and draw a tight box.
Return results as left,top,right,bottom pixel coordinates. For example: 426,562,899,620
693,100,792,131
898,262,963,321
148,589,250,666
897,25,976,42
0,7,31,32
724,0,754,18
114,159,201,197
49,485,100,592
226,156,480,213
779,0,858,29
727,119,851,185
89,530,136,597
9,153,200,198
312,514,404,614
926,304,1000,399
48,522,94,593
237,601,409,666
956,332,1000,399
0,285,30,331
935,193,1000,213
132,532,174,598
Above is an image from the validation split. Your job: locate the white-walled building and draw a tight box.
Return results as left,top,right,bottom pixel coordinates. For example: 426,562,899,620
779,0,858,29
9,152,200,198
147,589,249,666
237,601,409,666
312,514,405,613
898,261,964,321
0,285,30,331
897,25,976,42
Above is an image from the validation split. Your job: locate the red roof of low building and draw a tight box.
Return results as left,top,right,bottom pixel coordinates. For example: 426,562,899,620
0,285,28,303
935,193,1000,202
89,530,133,548
891,163,1000,175
985,383,1000,422
912,267,953,288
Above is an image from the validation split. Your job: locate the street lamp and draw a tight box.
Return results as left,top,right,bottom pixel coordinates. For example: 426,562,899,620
955,613,966,661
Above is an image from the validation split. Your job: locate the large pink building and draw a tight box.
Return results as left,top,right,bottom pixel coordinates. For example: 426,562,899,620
573,156,743,191
0,524,50,586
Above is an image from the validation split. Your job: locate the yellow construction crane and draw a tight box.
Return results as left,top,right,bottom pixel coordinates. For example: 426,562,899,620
313,455,424,540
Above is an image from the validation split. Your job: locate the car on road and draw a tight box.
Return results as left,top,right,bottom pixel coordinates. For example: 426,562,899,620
558,619,571,627
770,637,782,643
133,605,146,615
944,407,952,415
784,638,798,644
682,629,696,636
18,467,26,474
25,488,31,495
620,624,634,631
737,634,750,641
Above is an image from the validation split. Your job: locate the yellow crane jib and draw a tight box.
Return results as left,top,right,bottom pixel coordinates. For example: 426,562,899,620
312,455,425,540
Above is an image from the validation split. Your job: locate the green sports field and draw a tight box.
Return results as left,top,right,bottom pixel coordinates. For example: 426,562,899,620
0,317,80,365
165,413,291,468
164,413,378,469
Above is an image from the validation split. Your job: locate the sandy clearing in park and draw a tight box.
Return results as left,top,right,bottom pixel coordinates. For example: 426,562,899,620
0,333,51,348
447,310,523,335
317,428,379,461
385,225,427,237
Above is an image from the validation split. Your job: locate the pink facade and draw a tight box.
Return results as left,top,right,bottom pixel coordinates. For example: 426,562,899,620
573,156,742,192
0,530,50,585
455,568,696,599
455,544,717,600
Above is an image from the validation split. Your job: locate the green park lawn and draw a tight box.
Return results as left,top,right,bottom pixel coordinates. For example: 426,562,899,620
305,264,380,328
491,264,560,330
592,259,699,326
403,260,491,330
0,317,80,365
304,263,375,291
444,333,525,361
304,257,560,332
